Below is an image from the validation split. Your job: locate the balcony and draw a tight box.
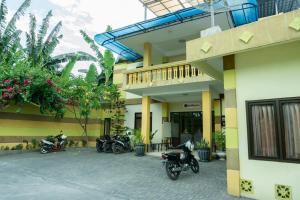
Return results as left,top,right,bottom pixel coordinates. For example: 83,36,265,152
122,60,221,100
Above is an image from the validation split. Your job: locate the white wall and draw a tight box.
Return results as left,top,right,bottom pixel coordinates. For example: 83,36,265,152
125,103,162,143
236,41,300,200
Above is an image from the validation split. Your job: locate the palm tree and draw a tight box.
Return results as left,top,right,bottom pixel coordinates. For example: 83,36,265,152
80,26,115,86
25,10,96,71
0,0,31,65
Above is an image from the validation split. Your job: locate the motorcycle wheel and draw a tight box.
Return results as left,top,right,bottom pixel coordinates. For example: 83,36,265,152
40,147,48,154
96,142,103,153
190,157,199,173
112,144,123,154
103,142,111,153
165,161,180,180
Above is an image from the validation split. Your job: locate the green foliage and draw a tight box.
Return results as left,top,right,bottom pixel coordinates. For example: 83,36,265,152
0,0,31,65
31,138,38,149
111,100,126,135
15,144,23,150
0,146,4,150
85,64,98,84
0,63,65,117
133,129,144,145
61,56,78,80
197,139,210,150
74,141,79,147
68,140,75,147
4,146,9,150
81,139,87,147
214,131,225,151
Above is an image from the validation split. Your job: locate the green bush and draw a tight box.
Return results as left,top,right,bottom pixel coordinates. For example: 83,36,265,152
15,144,23,150
0,146,4,150
4,146,10,150
68,140,75,147
81,140,87,147
74,141,79,147
31,139,38,149
196,139,209,150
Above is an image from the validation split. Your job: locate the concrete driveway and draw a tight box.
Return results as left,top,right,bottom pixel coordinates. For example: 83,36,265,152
0,148,247,200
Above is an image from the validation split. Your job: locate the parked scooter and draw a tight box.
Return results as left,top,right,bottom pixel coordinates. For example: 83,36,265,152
112,132,132,154
40,131,68,154
161,140,199,180
96,135,119,153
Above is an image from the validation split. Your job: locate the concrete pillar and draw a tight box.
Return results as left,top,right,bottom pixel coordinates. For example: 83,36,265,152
143,42,152,67
162,102,169,123
141,96,151,144
214,99,222,132
224,55,240,197
202,90,212,149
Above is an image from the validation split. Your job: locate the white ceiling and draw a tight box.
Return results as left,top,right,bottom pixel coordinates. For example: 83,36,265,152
119,12,233,64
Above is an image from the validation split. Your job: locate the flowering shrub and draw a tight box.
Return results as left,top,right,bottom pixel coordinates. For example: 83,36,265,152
0,64,65,118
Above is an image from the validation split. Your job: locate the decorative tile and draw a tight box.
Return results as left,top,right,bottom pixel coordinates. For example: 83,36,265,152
239,31,254,44
201,42,212,53
289,17,300,31
275,184,292,200
240,179,254,194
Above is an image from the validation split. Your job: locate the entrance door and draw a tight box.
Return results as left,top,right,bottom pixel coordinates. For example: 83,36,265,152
170,112,203,145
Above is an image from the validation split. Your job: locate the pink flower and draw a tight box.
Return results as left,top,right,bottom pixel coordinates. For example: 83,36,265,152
7,87,13,93
4,80,10,83
47,79,54,86
24,79,30,86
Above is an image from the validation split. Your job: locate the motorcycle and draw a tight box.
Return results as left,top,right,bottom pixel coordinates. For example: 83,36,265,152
40,131,67,154
112,132,132,154
96,135,118,153
161,140,199,180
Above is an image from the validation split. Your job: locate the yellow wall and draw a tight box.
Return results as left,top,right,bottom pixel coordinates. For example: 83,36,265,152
0,103,104,148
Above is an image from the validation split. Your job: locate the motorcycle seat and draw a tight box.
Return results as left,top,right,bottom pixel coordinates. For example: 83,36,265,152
42,139,53,145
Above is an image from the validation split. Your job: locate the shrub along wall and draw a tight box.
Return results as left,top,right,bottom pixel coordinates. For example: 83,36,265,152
0,103,106,149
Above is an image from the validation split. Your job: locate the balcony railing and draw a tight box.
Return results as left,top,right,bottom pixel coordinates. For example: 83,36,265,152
124,60,214,89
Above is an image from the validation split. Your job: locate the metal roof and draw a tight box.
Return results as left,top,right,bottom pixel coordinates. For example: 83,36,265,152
138,0,194,16
95,0,299,62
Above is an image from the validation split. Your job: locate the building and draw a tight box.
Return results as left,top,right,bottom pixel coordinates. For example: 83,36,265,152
95,0,300,199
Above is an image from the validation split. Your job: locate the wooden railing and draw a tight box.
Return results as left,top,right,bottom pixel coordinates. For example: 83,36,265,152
125,60,205,87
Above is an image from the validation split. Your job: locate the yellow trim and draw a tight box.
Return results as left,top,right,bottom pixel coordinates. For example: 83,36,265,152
162,103,169,118
226,128,239,148
202,91,212,147
224,70,236,90
227,169,241,197
142,96,151,144
225,108,238,128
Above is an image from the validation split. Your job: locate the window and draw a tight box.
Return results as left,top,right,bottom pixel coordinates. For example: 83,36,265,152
134,113,152,132
246,97,300,163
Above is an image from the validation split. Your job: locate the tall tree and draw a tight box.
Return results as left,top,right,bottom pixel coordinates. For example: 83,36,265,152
0,0,31,65
25,11,96,71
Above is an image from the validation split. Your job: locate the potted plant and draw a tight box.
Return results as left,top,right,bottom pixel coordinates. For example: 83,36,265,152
133,129,145,156
196,139,210,162
215,131,226,160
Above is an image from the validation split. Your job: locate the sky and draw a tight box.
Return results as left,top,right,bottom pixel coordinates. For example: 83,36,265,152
7,0,155,74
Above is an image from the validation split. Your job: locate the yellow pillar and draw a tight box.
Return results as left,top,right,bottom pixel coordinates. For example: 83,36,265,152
214,99,222,132
142,96,151,144
162,102,169,122
143,42,152,67
202,90,212,148
224,55,240,197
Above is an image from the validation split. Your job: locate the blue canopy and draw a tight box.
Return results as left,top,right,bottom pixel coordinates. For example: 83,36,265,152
94,0,260,61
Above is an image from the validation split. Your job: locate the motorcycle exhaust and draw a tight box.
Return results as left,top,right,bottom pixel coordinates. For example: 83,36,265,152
172,167,182,172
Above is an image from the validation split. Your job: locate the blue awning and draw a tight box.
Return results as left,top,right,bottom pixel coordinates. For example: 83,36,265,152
94,1,263,61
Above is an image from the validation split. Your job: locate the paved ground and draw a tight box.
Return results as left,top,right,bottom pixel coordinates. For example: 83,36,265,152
0,148,247,200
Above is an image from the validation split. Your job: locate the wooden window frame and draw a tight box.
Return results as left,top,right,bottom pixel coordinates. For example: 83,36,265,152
246,97,300,164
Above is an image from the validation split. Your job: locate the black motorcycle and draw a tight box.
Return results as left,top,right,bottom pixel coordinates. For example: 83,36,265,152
40,132,68,154
96,135,119,153
161,140,199,180
112,133,132,154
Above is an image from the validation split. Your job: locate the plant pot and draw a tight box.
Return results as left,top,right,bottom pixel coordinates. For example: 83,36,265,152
135,144,145,156
198,148,210,162
216,151,226,160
